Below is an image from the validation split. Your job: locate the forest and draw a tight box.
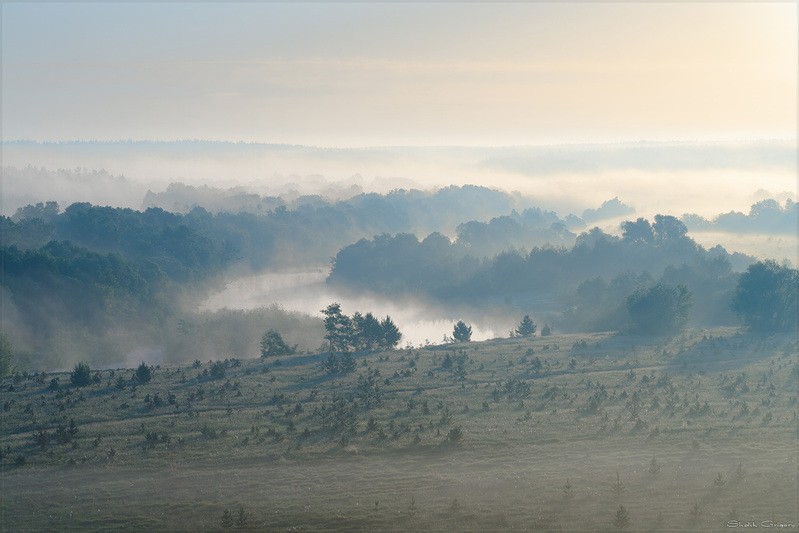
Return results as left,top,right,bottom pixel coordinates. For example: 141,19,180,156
0,183,796,374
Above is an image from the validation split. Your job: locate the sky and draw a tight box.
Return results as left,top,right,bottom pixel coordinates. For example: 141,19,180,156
2,2,797,147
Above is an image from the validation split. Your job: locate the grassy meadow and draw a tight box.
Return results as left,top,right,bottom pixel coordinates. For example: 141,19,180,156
1,328,796,531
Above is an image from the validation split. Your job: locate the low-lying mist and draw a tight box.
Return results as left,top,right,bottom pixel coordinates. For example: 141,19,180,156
3,139,795,219
200,268,507,348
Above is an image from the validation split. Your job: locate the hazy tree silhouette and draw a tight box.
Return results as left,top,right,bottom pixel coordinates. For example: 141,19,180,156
453,321,472,342
515,315,536,337
322,303,354,353
732,260,798,332
379,316,402,349
135,362,152,384
260,329,297,357
626,283,691,335
70,362,92,387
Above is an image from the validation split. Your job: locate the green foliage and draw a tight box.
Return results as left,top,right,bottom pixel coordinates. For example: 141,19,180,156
135,362,152,384
515,315,536,337
626,283,691,335
322,303,402,353
731,260,798,332
322,303,354,353
453,321,472,342
379,316,402,349
260,329,296,357
70,362,92,387
0,333,13,378
541,324,552,336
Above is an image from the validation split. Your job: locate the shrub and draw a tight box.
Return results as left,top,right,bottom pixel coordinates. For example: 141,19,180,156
210,361,226,380
445,426,464,443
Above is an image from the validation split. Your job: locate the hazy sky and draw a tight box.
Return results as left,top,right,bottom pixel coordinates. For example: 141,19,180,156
2,3,796,146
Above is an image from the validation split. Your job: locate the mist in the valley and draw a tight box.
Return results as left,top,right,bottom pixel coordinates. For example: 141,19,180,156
200,268,505,348
1,139,796,371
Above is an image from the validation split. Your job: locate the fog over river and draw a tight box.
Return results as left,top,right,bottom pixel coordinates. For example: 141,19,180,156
201,268,501,347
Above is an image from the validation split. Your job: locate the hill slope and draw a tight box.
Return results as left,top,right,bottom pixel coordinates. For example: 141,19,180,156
1,329,796,531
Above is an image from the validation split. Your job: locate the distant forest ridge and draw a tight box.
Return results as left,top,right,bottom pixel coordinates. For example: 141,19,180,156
4,167,797,237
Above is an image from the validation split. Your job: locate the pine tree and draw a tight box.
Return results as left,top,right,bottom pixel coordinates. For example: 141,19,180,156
452,321,472,342
613,505,630,530
70,362,92,387
135,362,152,384
380,315,402,349
321,303,354,352
515,315,537,337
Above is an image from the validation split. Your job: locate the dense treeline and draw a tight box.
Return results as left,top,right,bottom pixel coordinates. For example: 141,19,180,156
328,215,756,332
683,198,797,235
0,241,171,368
4,186,576,273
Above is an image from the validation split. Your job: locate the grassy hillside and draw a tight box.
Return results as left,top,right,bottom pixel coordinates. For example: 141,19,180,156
1,329,796,531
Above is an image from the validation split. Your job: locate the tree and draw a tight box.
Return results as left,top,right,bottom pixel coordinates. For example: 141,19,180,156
653,214,688,241
135,362,152,384
515,315,536,337
352,312,383,351
541,324,552,336
380,316,402,349
626,283,692,335
70,362,92,387
613,505,630,530
452,321,472,342
731,260,798,332
260,329,297,357
0,333,13,378
621,218,654,244
321,303,354,352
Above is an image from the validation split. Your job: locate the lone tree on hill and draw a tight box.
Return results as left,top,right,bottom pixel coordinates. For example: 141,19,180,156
731,260,798,332
453,321,472,342
260,329,297,357
515,315,537,337
626,283,691,335
135,362,152,384
70,362,92,387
